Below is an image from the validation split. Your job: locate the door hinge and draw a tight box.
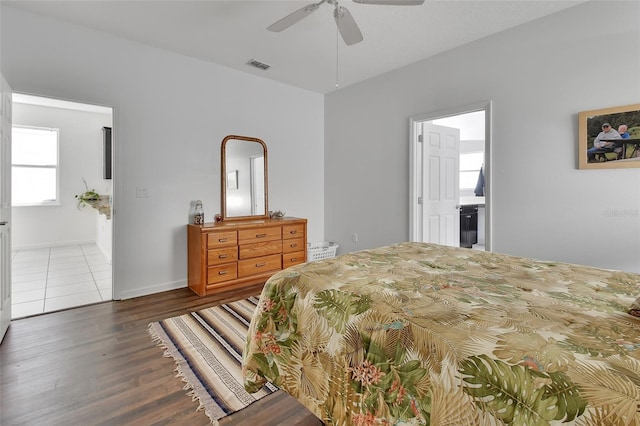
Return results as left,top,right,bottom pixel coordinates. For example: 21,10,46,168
417,197,423,205
418,134,423,143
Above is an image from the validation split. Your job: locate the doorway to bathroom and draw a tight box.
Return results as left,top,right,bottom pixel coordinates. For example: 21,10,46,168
11,94,114,318
409,102,491,251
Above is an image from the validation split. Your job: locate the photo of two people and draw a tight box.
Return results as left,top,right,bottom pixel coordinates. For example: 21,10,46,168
579,104,640,169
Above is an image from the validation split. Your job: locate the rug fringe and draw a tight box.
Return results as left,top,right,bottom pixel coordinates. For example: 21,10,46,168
148,323,219,425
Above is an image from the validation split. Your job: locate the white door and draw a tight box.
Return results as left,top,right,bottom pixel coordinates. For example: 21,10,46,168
0,75,12,343
420,122,460,246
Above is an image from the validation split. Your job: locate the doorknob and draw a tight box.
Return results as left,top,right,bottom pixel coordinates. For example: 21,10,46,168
0,221,7,225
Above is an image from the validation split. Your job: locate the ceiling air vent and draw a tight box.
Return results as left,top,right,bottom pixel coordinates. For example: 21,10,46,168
247,59,271,71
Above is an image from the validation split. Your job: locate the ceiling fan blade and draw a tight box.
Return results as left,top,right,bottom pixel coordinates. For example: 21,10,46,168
334,6,363,46
353,0,425,5
267,3,320,32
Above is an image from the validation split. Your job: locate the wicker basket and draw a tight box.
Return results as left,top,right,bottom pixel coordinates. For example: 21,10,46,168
307,241,339,262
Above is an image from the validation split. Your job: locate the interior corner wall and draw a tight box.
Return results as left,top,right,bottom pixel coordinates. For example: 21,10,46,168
325,1,640,273
1,5,325,299
12,103,112,249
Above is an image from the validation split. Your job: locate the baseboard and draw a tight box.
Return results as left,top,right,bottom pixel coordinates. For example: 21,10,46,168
114,279,187,300
96,241,112,264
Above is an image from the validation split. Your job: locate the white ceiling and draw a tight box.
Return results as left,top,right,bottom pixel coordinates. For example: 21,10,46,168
5,0,586,94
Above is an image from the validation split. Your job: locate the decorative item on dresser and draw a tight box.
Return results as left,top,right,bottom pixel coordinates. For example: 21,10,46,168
187,218,307,296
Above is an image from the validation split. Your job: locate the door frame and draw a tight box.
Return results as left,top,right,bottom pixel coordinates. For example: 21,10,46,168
409,101,493,251
11,93,115,302
1,74,12,342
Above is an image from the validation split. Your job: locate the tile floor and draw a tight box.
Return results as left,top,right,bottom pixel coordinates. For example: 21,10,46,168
11,244,112,319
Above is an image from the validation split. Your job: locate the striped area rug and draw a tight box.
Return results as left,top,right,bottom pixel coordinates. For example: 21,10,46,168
148,297,278,425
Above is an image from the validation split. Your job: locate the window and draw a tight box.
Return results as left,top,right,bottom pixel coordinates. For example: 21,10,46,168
460,152,484,190
12,126,59,206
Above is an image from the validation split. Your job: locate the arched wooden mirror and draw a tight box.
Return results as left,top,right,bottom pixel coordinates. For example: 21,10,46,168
221,135,268,221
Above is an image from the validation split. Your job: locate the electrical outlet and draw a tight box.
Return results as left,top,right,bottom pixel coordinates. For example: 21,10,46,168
136,187,149,198
352,233,358,243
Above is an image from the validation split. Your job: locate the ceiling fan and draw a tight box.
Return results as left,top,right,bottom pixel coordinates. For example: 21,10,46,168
267,0,425,46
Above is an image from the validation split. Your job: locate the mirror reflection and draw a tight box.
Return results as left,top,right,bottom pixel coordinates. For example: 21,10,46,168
221,135,268,220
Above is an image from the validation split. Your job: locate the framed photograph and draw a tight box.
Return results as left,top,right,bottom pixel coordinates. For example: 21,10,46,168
578,103,640,169
227,170,238,189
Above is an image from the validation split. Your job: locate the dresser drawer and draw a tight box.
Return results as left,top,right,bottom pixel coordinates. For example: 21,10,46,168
207,247,238,265
283,251,305,269
239,240,282,259
238,226,282,244
207,231,237,248
282,237,304,254
207,263,238,284
238,254,281,278
282,224,304,240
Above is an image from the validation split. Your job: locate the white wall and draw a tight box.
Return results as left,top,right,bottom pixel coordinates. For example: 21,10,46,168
12,102,112,249
1,6,325,299
325,1,640,273
96,213,112,264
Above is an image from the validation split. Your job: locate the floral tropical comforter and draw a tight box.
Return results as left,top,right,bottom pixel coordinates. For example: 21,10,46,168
241,242,640,425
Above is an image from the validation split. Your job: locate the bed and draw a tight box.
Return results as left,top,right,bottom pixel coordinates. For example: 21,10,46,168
241,242,640,425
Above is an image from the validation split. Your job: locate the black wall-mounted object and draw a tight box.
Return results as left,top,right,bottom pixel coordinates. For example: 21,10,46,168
103,126,112,180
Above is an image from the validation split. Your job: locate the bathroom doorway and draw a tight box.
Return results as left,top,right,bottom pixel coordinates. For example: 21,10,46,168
11,94,114,318
409,102,491,251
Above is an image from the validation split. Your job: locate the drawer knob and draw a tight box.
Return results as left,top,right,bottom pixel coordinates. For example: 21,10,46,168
256,233,267,238
291,257,298,262
218,270,228,275
218,238,228,242
219,254,228,259
290,230,297,235
290,243,297,248
256,262,266,267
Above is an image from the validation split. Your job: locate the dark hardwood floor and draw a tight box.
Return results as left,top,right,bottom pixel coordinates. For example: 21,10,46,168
0,285,322,425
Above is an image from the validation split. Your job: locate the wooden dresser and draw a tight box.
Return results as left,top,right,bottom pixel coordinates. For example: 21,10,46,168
187,217,307,296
